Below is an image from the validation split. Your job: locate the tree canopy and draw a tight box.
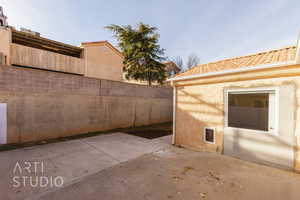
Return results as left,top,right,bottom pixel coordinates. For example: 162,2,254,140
106,23,166,85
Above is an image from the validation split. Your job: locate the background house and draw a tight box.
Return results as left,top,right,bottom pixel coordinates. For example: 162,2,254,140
169,32,300,172
0,27,124,82
81,41,124,81
0,7,123,82
165,61,181,77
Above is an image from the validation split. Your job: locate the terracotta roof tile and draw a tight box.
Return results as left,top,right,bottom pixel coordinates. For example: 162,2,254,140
175,46,297,78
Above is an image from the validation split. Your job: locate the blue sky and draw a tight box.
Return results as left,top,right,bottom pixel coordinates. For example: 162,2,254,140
0,0,299,64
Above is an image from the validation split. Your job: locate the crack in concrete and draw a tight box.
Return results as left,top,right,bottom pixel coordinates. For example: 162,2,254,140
79,139,121,163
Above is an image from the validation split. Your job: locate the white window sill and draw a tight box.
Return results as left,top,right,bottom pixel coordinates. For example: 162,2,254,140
224,126,278,136
204,140,216,145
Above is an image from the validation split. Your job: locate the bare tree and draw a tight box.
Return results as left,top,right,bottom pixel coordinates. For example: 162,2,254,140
170,54,200,72
172,56,183,72
186,53,200,70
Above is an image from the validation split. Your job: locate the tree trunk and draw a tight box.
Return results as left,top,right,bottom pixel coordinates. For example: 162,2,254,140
148,78,151,86
148,72,152,86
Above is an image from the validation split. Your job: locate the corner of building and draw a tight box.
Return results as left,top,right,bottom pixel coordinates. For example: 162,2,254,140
80,41,124,81
295,135,300,173
0,27,12,66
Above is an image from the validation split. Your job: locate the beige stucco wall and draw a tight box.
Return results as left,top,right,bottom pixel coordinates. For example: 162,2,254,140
0,65,172,144
173,64,300,172
0,28,11,65
1,28,123,81
0,52,4,64
82,43,123,81
2,93,171,144
10,43,85,75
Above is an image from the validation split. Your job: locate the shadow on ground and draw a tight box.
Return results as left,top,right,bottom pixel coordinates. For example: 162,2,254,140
0,122,172,152
123,122,172,139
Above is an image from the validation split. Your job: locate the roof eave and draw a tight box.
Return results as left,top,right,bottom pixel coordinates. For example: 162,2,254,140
80,40,123,58
167,60,296,82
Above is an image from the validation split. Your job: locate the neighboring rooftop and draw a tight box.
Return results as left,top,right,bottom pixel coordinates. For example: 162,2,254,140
11,28,83,58
81,40,123,57
174,46,296,78
164,61,181,73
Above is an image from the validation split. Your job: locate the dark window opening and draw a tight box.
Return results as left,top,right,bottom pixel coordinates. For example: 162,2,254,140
228,92,275,131
204,128,215,143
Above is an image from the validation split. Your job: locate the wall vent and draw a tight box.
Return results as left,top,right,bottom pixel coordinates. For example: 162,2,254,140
204,127,215,144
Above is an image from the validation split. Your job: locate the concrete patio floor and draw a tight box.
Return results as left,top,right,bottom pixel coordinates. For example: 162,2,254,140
38,146,300,200
0,133,170,200
1,132,300,200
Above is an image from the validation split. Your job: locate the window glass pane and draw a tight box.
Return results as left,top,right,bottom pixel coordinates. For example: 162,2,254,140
228,92,273,131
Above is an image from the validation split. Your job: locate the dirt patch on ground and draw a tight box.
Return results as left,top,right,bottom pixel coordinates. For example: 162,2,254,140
124,122,172,139
0,122,172,152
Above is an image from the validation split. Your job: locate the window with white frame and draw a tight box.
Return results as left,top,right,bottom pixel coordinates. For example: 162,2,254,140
226,89,277,132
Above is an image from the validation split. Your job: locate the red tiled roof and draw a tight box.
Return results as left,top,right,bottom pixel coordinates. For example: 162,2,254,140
175,46,296,78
